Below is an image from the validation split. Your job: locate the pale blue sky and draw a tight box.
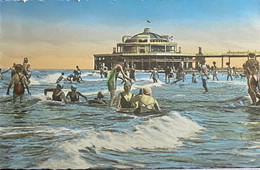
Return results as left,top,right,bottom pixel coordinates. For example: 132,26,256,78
1,0,260,69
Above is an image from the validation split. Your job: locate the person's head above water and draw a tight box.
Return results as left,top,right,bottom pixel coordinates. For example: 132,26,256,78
97,91,104,99
14,64,23,73
123,81,132,92
248,53,256,59
142,86,152,95
24,57,28,63
71,84,77,91
57,82,64,89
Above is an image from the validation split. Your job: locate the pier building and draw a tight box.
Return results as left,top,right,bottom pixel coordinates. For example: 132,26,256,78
93,28,259,70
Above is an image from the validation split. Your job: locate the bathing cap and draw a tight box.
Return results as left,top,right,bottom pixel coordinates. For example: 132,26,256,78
71,84,77,88
124,81,132,88
57,82,64,88
97,91,104,99
142,86,152,95
14,64,23,73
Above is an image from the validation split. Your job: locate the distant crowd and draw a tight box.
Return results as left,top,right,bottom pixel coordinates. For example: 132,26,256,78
1,53,259,114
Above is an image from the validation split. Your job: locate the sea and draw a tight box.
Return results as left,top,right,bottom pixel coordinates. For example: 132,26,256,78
0,69,260,169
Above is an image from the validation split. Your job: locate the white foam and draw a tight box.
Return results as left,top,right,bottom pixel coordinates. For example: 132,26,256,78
63,111,203,152
32,93,49,101
29,77,40,85
37,127,94,169
82,78,106,82
41,73,61,84
137,77,154,82
211,80,247,86
40,111,203,169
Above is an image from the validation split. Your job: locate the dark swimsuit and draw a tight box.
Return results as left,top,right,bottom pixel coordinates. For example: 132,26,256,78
14,75,25,95
52,90,63,101
120,93,133,108
67,92,79,102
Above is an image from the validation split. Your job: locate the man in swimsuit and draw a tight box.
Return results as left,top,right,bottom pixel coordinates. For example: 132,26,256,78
150,67,159,83
76,66,82,81
107,64,130,106
164,66,171,84
200,60,209,93
103,65,108,78
44,82,68,104
212,61,218,81
192,73,197,83
243,53,260,105
173,64,184,84
131,86,161,114
66,84,88,102
116,81,134,111
226,62,233,81
6,64,31,103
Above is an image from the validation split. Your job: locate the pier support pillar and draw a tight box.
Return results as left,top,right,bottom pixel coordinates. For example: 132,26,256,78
221,56,224,68
155,56,158,69
141,58,144,70
164,56,166,69
149,57,151,70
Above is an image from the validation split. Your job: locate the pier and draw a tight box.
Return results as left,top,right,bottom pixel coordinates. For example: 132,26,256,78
93,28,260,70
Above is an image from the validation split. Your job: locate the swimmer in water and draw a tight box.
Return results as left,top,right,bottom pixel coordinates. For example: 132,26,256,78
66,84,88,102
150,67,159,83
200,60,209,93
131,86,161,114
88,91,107,105
212,61,218,81
116,81,135,111
44,82,68,104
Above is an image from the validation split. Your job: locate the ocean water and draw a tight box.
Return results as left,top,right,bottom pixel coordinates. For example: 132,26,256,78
0,70,260,169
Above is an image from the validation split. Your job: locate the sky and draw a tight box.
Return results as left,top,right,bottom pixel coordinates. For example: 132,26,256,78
1,0,260,69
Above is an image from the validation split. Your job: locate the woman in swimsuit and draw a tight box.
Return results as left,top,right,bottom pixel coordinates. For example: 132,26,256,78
44,82,68,104
131,86,161,114
116,81,134,111
66,84,88,102
107,64,130,106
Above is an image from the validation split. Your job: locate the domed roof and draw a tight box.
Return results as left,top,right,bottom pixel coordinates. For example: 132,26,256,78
125,28,166,43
